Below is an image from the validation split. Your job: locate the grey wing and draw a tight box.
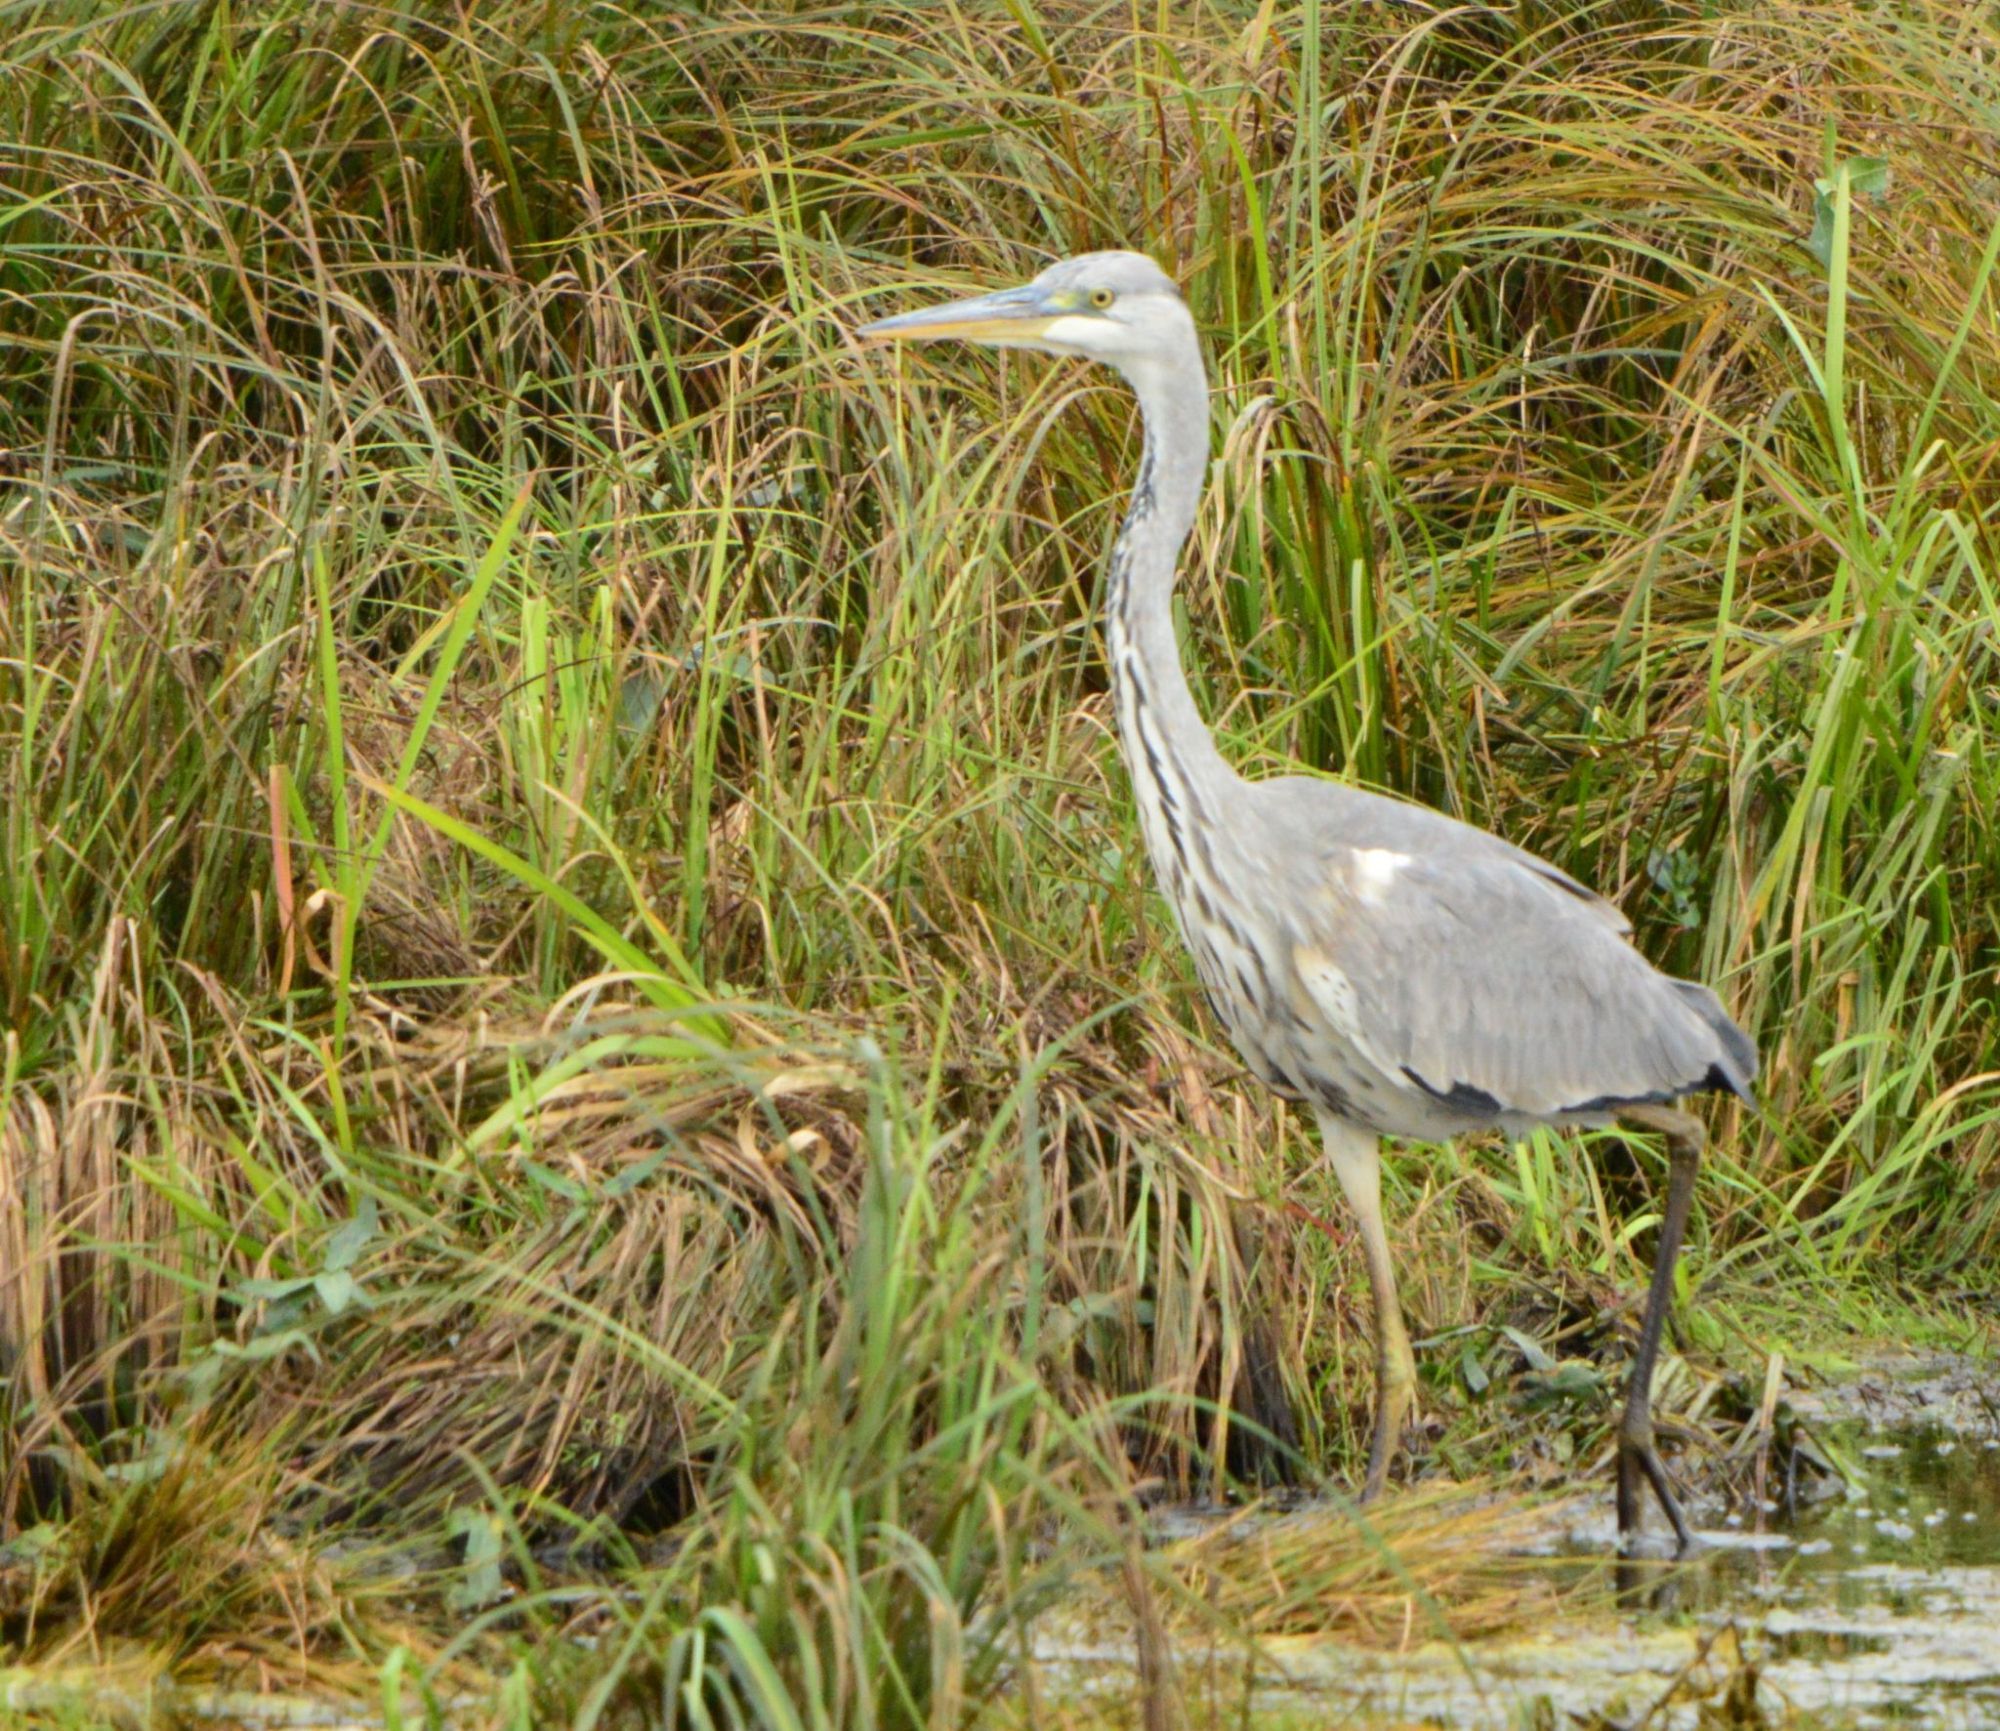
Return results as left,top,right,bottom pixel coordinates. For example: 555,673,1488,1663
1286,843,1756,1120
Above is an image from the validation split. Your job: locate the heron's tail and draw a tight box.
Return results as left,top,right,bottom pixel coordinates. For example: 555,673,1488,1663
1670,979,1758,1099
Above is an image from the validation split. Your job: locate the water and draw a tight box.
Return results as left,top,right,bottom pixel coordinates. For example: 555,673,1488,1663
1579,1421,2000,1728
14,1369,1990,1728
1042,1358,2000,1727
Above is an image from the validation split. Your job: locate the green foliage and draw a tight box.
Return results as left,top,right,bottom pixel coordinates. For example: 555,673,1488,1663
1,0,1997,1720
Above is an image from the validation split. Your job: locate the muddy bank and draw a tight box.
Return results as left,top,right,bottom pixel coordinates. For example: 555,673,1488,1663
1042,1353,2000,1727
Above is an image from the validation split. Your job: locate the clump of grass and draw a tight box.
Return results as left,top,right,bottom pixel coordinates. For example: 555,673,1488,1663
0,1421,347,1679
1148,1485,1557,1650
2,0,1999,1720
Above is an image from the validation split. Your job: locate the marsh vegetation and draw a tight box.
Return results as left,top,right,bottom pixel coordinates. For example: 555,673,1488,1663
2,0,1998,1724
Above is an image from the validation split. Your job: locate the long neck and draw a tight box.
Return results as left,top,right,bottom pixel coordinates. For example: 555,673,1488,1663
1105,348,1237,888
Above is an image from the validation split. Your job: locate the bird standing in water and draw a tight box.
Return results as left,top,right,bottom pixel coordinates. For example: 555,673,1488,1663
858,251,1756,1552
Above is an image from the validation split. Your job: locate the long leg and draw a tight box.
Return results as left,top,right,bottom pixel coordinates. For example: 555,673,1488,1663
1613,1103,1705,1554
1316,1112,1418,1501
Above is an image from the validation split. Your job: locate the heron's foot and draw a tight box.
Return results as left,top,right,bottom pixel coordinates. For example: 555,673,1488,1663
1616,1414,1695,1555
1359,1417,1431,1503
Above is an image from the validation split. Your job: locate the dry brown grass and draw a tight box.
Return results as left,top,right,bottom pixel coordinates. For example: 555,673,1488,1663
3,0,1998,1719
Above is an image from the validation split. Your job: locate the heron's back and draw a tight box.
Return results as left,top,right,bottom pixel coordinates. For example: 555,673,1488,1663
1152,775,1756,1141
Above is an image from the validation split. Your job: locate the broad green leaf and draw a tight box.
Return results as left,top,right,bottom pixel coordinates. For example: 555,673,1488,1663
323,1196,379,1273
1807,155,1890,267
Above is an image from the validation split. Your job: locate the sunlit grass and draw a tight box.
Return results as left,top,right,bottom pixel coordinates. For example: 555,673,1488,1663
2,0,1998,1723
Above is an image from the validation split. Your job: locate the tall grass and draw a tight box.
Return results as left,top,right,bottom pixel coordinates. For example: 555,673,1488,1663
2,0,1997,1718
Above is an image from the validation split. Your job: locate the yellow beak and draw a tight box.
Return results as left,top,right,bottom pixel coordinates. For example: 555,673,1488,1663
857,283,1058,346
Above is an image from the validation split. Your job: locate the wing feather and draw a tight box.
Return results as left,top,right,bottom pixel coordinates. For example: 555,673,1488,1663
1289,843,1741,1119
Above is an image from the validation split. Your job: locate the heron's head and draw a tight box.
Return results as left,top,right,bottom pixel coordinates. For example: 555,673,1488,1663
857,251,1193,380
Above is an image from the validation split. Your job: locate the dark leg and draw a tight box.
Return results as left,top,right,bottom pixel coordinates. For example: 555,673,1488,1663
1613,1103,1704,1554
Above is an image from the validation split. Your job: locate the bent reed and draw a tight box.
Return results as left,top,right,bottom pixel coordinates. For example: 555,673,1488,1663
2,0,1997,1723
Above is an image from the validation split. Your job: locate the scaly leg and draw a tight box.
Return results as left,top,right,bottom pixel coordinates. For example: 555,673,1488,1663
1317,1112,1419,1500
1612,1103,1704,1554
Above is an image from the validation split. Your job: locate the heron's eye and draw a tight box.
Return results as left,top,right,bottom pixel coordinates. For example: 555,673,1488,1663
1088,287,1115,310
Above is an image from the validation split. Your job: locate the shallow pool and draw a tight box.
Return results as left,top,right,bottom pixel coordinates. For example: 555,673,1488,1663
1040,1355,2000,1727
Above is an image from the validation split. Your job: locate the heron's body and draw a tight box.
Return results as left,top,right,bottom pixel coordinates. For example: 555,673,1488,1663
860,250,1757,1552
1144,774,1752,1142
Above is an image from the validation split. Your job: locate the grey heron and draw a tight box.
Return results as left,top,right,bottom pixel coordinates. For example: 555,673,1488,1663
857,251,1757,1552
